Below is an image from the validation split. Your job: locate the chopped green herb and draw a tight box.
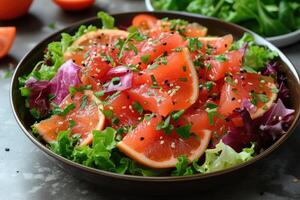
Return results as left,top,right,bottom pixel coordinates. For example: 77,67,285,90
150,74,159,88
68,120,76,129
102,109,113,118
204,81,214,91
205,103,221,125
271,87,279,94
112,117,120,125
106,91,121,101
140,54,151,64
132,101,144,114
250,91,258,106
80,95,88,109
224,76,236,85
175,125,191,139
188,38,203,52
52,103,76,117
258,93,269,103
144,113,156,121
48,22,56,30
148,63,159,70
156,116,174,134
111,77,121,85
215,54,228,62
94,91,105,98
172,110,185,121
179,77,188,82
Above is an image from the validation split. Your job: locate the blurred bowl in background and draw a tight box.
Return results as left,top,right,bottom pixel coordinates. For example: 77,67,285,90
0,0,33,20
145,0,300,48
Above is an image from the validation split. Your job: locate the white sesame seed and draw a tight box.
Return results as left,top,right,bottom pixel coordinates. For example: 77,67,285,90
121,106,127,109
160,140,165,145
89,122,93,126
278,116,282,120
58,121,64,125
237,99,241,103
159,136,163,139
248,82,253,85
171,142,176,149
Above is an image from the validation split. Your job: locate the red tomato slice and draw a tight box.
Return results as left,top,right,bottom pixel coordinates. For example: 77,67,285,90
219,73,278,119
129,48,199,116
104,92,141,128
205,49,244,81
198,34,233,55
132,14,158,30
126,32,185,70
0,27,16,59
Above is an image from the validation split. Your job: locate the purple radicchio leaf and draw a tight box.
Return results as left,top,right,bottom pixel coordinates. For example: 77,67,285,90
259,99,294,140
104,66,133,93
222,108,258,152
262,62,290,100
49,60,81,104
25,60,81,118
25,77,51,117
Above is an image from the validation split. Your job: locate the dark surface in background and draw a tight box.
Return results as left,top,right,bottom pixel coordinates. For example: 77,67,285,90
0,0,299,199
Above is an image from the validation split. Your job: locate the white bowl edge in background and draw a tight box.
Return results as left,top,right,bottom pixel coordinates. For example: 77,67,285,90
145,0,154,11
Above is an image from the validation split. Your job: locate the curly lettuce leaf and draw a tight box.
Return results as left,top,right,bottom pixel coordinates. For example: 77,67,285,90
97,11,115,29
194,141,255,173
230,33,278,72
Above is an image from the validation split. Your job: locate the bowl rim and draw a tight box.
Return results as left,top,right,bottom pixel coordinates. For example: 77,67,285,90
10,11,300,182
145,0,300,42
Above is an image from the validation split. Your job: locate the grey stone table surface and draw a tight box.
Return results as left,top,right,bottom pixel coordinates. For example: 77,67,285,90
0,0,300,199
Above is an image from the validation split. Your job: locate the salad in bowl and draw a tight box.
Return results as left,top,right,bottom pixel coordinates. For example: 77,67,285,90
18,12,295,176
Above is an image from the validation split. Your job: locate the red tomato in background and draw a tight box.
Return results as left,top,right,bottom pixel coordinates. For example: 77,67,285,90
52,0,95,11
0,27,16,59
0,0,33,20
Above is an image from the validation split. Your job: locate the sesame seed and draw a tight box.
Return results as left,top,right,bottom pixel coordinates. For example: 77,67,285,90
171,142,176,149
160,140,165,145
121,106,127,109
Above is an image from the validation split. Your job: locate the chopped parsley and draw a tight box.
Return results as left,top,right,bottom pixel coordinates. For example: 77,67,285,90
80,95,88,109
205,102,221,125
215,54,228,62
224,76,236,85
175,125,191,139
111,77,121,85
132,101,144,114
250,91,258,106
204,81,214,91
188,38,203,52
271,87,279,94
68,119,76,129
156,116,174,134
172,110,185,121
140,54,151,64
94,91,105,98
258,93,269,103
150,74,159,88
52,103,76,117
69,85,92,95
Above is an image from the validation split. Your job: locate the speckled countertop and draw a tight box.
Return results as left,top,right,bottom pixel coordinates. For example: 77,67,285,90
0,0,300,199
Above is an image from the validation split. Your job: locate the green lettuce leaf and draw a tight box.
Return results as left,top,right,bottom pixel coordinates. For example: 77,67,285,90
230,33,278,72
194,141,255,173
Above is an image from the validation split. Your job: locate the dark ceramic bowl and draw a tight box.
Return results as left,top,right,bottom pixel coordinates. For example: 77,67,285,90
10,11,300,194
